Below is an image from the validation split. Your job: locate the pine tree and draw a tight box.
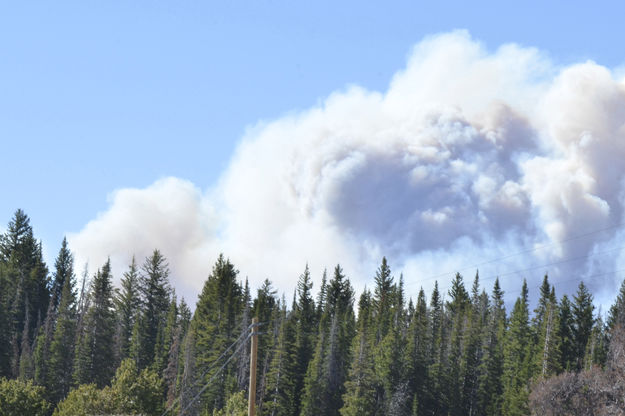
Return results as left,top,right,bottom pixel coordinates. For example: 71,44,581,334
18,303,34,381
374,269,408,415
572,281,594,370
48,263,77,404
114,257,141,365
301,265,355,416
405,288,429,416
533,286,561,378
316,270,328,321
133,250,171,370
191,254,244,413
446,273,470,416
165,298,191,408
0,265,10,377
293,265,316,415
608,277,625,330
373,257,394,343
262,300,298,416
427,280,447,415
341,289,376,416
154,295,177,376
532,275,551,333
33,299,55,388
501,280,531,416
0,209,50,354
254,279,279,410
236,279,252,393
558,294,575,371
476,278,505,416
584,313,607,369
0,210,50,371
50,237,73,311
460,272,488,416
73,259,116,388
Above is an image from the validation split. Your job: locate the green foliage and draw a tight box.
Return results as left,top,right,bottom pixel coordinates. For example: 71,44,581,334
52,384,113,416
261,303,298,416
114,256,141,365
134,250,171,370
502,280,531,416
192,254,244,414
572,281,594,370
213,390,247,416
73,259,116,387
0,377,50,416
341,290,376,416
301,265,355,416
54,359,163,416
3,210,625,416
48,266,77,403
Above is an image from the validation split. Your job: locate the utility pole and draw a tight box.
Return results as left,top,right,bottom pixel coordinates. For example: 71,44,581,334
248,317,259,416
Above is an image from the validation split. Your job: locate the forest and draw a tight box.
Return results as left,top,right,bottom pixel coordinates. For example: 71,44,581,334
1,208,625,415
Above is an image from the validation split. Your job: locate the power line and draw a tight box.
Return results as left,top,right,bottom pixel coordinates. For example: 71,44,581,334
403,221,624,288
412,244,625,299
160,321,263,416
178,332,253,416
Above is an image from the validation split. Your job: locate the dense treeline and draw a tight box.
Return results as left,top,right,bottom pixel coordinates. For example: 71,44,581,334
0,209,624,415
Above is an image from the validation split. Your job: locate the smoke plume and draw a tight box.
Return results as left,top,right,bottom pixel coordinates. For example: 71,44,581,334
68,31,625,307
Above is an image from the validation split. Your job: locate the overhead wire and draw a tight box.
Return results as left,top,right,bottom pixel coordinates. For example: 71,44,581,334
160,321,265,416
403,220,624,289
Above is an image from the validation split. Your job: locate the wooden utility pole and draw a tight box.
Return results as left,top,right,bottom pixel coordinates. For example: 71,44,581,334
248,317,259,416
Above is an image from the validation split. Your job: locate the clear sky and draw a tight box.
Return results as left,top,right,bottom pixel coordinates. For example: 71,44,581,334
2,1,625,303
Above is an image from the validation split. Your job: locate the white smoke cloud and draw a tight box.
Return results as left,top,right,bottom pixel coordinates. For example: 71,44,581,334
68,31,625,307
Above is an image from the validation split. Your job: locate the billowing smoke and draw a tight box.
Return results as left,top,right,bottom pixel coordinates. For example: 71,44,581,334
68,31,625,307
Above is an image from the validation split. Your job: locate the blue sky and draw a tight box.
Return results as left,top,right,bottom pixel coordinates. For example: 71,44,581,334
2,1,625,302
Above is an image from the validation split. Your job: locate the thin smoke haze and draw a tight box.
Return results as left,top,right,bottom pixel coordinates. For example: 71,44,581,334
68,31,625,307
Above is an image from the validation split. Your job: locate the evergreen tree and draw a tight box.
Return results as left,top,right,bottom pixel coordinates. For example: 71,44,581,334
133,250,171,370
301,265,355,416
114,257,141,365
557,295,575,371
50,237,73,311
262,300,298,416
501,280,531,416
48,264,77,404
154,295,177,376
236,279,252,393
73,259,116,388
164,297,191,408
18,304,34,381
446,273,470,415
608,277,625,329
191,254,244,414
584,313,607,370
0,265,10,377
373,257,394,343
460,272,487,416
254,279,279,409
427,280,447,415
293,265,316,415
34,239,75,392
532,275,552,333
405,288,429,416
0,210,50,372
33,299,55,388
341,289,376,416
316,270,328,321
572,281,594,370
374,270,408,415
476,278,505,416
533,286,561,378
